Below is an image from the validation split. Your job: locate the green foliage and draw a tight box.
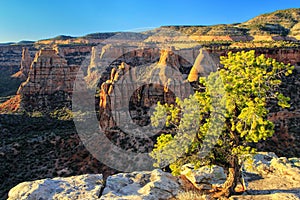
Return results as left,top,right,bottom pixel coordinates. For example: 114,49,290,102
150,50,293,175
49,107,73,120
30,111,44,118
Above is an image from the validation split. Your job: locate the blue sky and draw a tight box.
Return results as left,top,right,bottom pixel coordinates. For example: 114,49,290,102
0,0,299,42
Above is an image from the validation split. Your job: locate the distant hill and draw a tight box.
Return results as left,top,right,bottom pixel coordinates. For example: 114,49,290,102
80,32,118,39
0,42,16,46
17,41,35,45
241,8,300,36
158,8,300,40
11,8,300,45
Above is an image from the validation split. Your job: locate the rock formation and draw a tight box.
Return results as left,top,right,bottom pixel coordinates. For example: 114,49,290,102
180,164,227,190
12,47,33,79
95,47,198,154
54,44,92,66
2,7,300,200
7,174,103,200
188,49,218,82
7,152,300,200
20,48,33,77
0,45,32,74
101,169,182,200
17,48,80,111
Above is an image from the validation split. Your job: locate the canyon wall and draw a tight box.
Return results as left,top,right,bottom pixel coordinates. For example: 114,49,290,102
93,45,300,156
0,45,36,74
1,41,299,156
208,47,300,66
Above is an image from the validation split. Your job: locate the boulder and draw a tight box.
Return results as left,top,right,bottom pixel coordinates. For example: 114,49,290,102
270,157,300,177
101,169,182,200
243,152,300,177
243,152,278,175
180,164,226,190
8,174,103,200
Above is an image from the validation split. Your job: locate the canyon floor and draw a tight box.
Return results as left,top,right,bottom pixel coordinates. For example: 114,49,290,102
0,113,119,199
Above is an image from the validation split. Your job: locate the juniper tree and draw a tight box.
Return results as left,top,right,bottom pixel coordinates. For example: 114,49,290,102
150,50,293,197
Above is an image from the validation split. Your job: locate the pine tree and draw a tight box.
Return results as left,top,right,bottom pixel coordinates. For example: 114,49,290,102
150,50,294,197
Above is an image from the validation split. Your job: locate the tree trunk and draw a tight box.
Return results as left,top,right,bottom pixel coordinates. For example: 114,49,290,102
224,154,240,196
214,154,240,198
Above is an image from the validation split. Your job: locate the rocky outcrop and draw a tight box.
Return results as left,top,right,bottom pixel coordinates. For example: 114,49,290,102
17,48,80,111
101,169,182,200
243,152,300,177
7,152,300,200
230,152,300,199
187,49,218,82
7,169,184,200
86,45,162,88
180,164,226,190
7,174,103,200
0,95,21,113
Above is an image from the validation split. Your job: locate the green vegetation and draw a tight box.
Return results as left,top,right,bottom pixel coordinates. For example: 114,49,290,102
230,40,300,49
24,107,73,121
81,32,117,39
244,8,300,29
0,113,78,199
49,107,73,121
150,50,293,197
43,35,75,41
161,8,300,38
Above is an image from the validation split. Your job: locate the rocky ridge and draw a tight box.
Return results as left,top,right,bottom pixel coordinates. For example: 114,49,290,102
161,8,300,41
7,152,300,200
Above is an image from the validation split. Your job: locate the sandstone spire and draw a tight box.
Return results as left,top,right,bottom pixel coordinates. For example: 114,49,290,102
20,47,33,75
188,49,218,82
12,47,33,79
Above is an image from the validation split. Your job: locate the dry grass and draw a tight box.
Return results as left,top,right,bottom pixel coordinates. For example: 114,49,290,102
174,190,212,200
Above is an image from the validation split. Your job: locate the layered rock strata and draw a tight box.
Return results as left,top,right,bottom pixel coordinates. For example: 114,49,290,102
12,47,33,79
95,47,202,153
0,45,35,74
17,49,80,111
